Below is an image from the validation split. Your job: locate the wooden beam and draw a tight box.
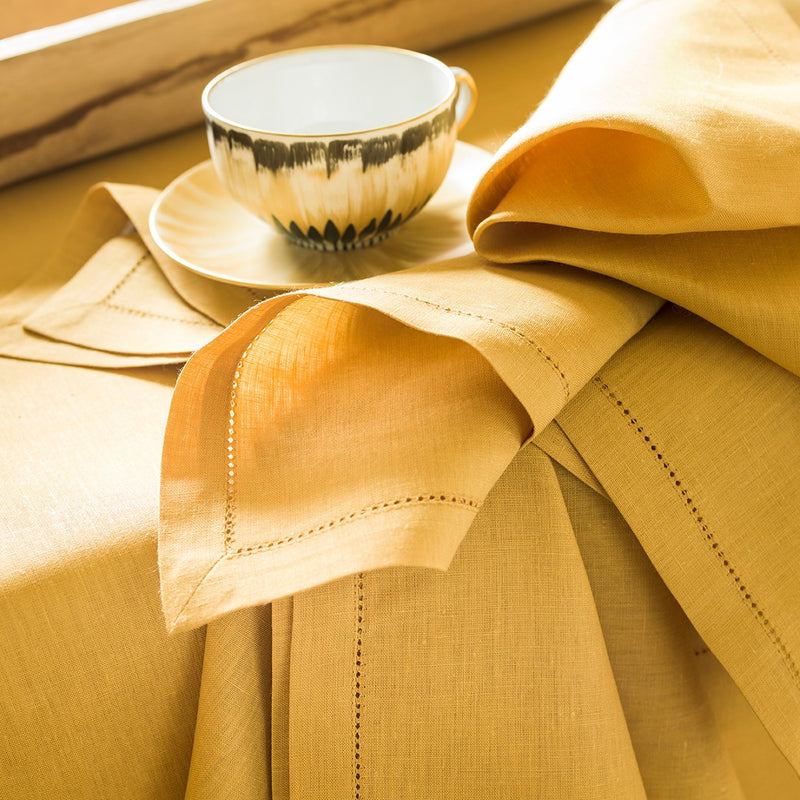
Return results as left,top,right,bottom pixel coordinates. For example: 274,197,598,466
0,0,584,187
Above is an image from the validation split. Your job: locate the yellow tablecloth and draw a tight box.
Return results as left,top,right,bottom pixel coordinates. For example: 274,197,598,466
2,3,799,798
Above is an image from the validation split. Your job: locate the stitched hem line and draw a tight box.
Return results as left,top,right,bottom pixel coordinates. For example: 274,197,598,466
721,0,795,72
223,323,272,549
226,493,481,556
223,315,285,549
101,301,221,327
169,554,226,630
339,284,570,401
100,250,220,328
221,303,483,554
592,374,800,688
353,573,364,800
103,251,148,302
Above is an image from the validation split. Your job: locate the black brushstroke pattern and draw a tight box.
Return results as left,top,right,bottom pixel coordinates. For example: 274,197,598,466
209,97,457,176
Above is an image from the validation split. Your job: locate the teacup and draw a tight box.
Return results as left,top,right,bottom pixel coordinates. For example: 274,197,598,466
202,45,476,251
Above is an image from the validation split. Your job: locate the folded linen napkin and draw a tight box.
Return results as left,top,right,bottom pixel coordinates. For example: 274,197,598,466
468,0,800,375
0,183,263,368
159,256,659,630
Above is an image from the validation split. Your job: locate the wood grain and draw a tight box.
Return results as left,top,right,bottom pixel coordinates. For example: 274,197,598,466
0,0,584,187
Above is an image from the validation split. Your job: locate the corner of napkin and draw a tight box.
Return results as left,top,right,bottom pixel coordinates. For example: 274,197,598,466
158,254,662,631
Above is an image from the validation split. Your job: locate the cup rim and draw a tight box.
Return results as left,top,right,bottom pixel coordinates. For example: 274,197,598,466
201,44,459,139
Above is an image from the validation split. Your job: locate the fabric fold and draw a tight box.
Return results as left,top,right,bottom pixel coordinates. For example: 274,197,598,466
468,0,800,375
556,305,800,774
23,234,221,357
285,446,650,798
159,254,660,631
0,183,265,368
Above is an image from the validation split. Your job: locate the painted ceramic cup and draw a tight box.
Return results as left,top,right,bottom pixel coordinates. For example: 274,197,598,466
202,45,476,251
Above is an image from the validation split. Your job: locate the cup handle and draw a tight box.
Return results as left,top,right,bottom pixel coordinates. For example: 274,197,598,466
449,66,477,132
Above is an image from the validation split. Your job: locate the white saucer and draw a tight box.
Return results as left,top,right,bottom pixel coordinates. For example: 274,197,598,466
148,141,491,290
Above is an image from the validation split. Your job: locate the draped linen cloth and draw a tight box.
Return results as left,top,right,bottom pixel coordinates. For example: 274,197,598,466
159,0,800,796
1,0,798,796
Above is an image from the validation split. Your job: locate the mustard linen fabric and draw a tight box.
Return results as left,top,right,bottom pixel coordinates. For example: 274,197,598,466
0,356,205,797
468,0,800,376
284,446,752,798
0,183,264,368
184,422,800,798
558,306,800,778
0,185,258,795
184,606,272,800
3,0,800,796
159,0,800,794
159,258,659,630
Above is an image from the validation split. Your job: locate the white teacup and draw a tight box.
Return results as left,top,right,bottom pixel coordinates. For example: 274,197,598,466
202,45,476,251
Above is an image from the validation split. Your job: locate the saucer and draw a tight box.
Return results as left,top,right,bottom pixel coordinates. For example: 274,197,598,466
148,141,491,290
